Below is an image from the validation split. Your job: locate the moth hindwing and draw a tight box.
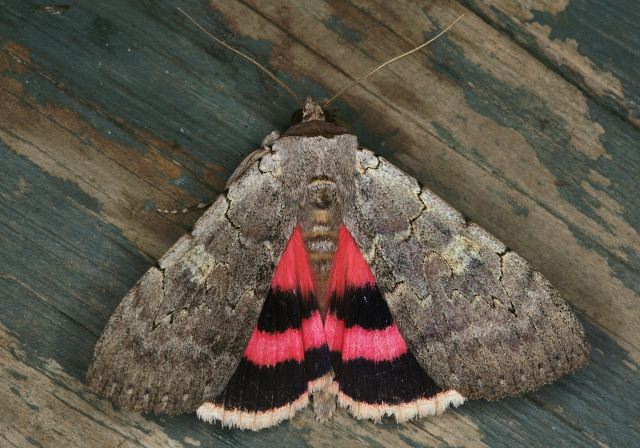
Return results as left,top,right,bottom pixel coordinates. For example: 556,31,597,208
87,98,589,430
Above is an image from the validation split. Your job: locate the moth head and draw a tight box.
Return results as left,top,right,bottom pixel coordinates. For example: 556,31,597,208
302,97,324,122
285,97,345,138
290,97,335,125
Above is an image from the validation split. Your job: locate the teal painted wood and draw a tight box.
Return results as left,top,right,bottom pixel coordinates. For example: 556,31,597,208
1,0,638,446
460,0,640,126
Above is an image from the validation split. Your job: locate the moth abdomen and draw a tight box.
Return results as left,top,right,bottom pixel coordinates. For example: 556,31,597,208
298,175,343,316
301,224,339,317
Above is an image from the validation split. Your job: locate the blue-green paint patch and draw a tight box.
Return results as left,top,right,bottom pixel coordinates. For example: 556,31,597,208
3,1,283,188
564,218,639,294
87,16,118,48
9,385,39,411
143,199,156,211
467,147,506,181
530,3,640,122
583,101,640,231
5,367,28,381
459,1,639,123
582,101,640,293
48,170,100,214
25,437,45,448
430,121,459,150
527,316,640,447
0,142,150,379
0,70,148,154
498,190,530,217
429,36,639,293
400,432,458,448
324,15,363,43
167,172,215,203
620,246,640,290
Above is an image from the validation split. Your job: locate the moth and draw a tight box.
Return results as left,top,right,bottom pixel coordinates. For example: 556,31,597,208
86,12,589,431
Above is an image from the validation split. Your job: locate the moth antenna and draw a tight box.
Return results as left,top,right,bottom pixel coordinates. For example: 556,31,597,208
177,8,299,102
156,201,212,215
323,13,465,108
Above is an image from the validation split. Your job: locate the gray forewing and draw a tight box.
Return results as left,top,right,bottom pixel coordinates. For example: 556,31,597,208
86,150,295,414
345,148,589,400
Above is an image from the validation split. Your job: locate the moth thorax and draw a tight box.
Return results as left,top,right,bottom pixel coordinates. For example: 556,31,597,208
300,177,341,318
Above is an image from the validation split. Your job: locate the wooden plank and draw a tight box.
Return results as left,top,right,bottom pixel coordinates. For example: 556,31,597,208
0,0,638,446
459,0,640,127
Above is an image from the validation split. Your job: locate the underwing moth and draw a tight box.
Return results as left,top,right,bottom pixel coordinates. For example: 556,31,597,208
87,98,589,431
86,14,589,432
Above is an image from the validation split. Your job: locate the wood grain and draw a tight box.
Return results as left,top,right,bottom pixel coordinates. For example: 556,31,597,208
0,0,638,446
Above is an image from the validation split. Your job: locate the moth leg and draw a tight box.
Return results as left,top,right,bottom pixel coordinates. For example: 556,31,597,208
155,201,211,214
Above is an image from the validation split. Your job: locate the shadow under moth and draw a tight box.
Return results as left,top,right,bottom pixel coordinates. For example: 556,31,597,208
86,13,589,432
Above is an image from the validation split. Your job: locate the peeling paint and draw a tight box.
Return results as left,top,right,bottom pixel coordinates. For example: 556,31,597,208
531,3,637,122
498,190,530,217
0,323,185,447
460,0,639,125
324,15,363,43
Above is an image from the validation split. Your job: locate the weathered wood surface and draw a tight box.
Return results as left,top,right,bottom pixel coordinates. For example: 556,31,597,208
0,0,638,446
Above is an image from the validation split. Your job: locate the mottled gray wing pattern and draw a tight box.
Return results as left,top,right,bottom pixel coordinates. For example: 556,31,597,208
87,150,295,414
345,149,589,400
